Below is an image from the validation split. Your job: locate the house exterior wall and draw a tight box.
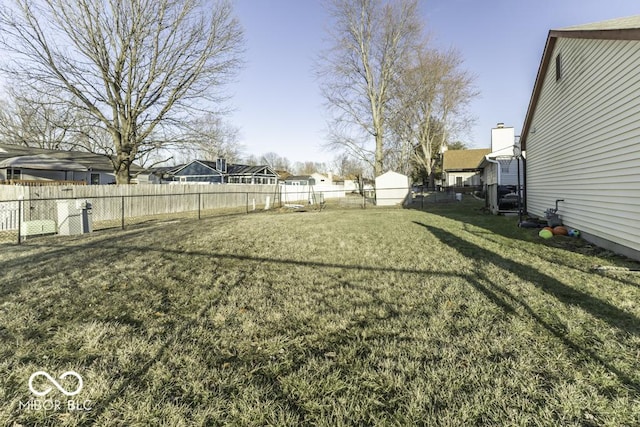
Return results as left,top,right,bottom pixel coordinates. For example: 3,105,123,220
481,157,523,186
75,171,117,185
283,178,313,186
525,37,640,258
0,168,116,184
483,162,498,186
498,159,524,187
443,171,482,187
1,169,66,181
311,173,332,185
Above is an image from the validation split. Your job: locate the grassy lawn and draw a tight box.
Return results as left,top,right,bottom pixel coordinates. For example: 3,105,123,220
1,200,639,426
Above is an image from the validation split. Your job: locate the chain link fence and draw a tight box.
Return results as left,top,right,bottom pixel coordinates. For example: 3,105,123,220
0,185,463,244
0,189,279,244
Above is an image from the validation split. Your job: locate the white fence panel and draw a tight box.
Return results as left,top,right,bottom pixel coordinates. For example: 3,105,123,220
0,201,19,231
280,184,346,204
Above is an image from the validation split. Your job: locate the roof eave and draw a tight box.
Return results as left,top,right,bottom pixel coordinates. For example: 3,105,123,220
550,28,640,41
520,33,556,152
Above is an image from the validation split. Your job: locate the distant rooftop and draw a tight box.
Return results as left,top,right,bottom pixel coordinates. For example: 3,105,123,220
442,148,491,171
557,15,640,32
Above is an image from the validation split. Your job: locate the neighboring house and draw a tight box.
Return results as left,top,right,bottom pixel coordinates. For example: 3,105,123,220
333,175,360,192
0,143,148,185
311,172,332,185
520,15,640,260
275,170,292,181
226,164,279,184
478,124,525,213
282,172,332,186
164,159,278,184
441,148,491,189
282,175,315,186
375,170,410,206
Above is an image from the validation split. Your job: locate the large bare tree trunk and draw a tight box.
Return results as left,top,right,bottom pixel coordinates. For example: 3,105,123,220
318,0,422,178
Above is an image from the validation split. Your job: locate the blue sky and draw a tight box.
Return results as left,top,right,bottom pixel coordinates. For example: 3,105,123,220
229,0,640,166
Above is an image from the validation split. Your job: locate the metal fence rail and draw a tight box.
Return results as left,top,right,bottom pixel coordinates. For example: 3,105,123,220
0,189,279,244
0,185,461,244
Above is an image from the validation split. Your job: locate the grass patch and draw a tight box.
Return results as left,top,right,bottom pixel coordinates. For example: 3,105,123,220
1,200,639,426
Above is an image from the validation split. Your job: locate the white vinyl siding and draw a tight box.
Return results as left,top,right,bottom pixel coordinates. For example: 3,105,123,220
484,163,498,186
525,37,640,255
444,171,482,187
481,159,523,187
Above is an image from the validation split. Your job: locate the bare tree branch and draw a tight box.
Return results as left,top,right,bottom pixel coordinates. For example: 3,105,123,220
388,46,478,185
317,0,422,177
0,0,244,183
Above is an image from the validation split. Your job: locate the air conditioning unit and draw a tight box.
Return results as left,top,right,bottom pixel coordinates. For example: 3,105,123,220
20,220,57,237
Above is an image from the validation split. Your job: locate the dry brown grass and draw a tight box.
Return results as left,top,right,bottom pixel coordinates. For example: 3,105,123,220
1,201,639,426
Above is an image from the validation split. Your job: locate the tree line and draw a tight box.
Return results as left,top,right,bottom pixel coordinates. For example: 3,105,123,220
0,0,476,184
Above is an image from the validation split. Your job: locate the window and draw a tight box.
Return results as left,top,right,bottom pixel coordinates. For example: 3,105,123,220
555,54,562,81
90,173,100,185
7,169,21,180
455,176,463,187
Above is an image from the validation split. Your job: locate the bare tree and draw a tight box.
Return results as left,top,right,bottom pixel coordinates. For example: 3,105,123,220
318,0,422,177
293,161,327,176
181,114,244,163
243,154,261,166
0,0,244,183
447,141,469,150
390,47,477,187
0,86,78,150
332,153,365,178
260,152,291,171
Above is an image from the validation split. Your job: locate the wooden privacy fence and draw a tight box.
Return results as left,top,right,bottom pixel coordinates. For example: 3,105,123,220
0,184,281,242
0,179,87,186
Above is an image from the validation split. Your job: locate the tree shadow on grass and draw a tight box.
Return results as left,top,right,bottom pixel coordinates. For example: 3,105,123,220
412,221,640,335
413,221,640,393
410,201,639,261
5,220,640,420
410,202,640,291
463,265,640,394
0,228,158,299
